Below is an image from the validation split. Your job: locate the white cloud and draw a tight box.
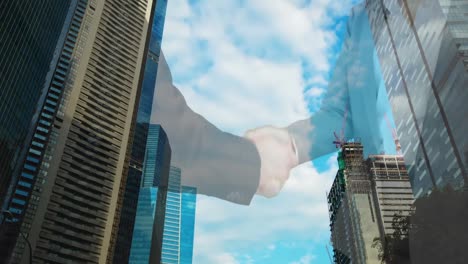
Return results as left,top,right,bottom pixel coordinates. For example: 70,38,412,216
306,87,325,98
210,253,239,264
289,254,316,264
309,76,329,86
192,157,338,263
162,0,356,135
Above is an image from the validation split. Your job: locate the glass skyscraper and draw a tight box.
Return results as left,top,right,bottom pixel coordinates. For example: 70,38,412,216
366,0,468,197
159,168,197,264
0,1,72,210
439,0,468,70
161,166,182,264
180,186,197,264
113,0,169,261
0,0,77,260
129,125,171,264
129,125,197,264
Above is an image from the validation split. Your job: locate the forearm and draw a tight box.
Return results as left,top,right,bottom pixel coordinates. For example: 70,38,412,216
186,129,261,204
287,110,348,164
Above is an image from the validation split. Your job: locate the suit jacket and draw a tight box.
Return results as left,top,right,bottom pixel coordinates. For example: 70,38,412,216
152,53,261,205
288,4,388,165
151,4,388,205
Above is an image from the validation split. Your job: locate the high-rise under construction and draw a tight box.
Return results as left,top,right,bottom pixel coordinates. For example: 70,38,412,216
328,142,414,264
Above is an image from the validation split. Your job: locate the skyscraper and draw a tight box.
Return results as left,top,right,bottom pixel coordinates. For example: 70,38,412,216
129,124,171,264
0,0,80,260
113,0,168,261
328,142,381,264
161,166,182,264
439,0,468,70
365,0,468,197
0,1,72,210
2,0,160,262
367,155,414,236
180,186,197,264
160,169,197,264
128,125,197,264
328,142,414,264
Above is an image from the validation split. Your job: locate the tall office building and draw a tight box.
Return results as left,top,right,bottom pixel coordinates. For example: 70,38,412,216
365,0,468,197
129,125,171,264
0,1,73,209
160,169,197,264
367,155,414,236
439,0,468,70
2,0,160,263
0,0,78,260
160,166,182,264
161,170,197,264
180,186,197,264
0,1,76,260
328,143,414,263
113,0,168,261
129,126,196,264
328,142,381,264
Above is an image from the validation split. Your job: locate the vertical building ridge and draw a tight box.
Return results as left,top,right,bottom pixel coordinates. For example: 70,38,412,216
3,0,158,262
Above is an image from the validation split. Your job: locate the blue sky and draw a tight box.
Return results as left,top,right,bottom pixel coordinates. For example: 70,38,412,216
160,0,394,263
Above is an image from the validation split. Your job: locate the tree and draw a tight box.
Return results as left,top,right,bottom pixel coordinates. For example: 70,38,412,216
373,186,468,264
372,211,411,264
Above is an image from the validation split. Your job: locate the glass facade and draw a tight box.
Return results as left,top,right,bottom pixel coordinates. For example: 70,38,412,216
161,167,182,264
440,0,468,70
5,0,86,223
114,0,169,261
129,187,159,264
334,2,468,261
129,126,196,264
0,0,75,261
366,0,468,197
160,168,197,264
129,124,171,263
180,186,197,264
0,0,72,211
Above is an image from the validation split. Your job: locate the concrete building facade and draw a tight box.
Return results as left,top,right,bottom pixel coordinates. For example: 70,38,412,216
113,0,168,261
328,143,381,264
3,0,159,263
328,143,414,263
368,155,414,236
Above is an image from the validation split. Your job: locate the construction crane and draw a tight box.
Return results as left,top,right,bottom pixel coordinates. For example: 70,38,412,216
332,106,348,148
384,113,402,154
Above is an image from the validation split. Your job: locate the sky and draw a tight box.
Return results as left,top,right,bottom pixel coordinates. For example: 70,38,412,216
161,0,366,263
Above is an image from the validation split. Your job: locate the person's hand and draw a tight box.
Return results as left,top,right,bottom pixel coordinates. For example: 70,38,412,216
244,126,299,198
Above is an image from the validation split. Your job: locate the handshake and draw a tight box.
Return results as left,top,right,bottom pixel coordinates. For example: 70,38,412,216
244,126,299,198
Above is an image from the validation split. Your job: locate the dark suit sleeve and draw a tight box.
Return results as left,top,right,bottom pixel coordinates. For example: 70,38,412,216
151,52,261,205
